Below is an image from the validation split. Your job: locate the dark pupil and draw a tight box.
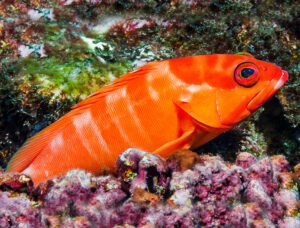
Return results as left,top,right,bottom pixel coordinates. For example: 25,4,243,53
241,68,254,78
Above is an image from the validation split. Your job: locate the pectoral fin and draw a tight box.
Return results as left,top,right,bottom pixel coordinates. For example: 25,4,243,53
154,103,196,157
154,129,195,158
174,101,229,149
174,101,230,132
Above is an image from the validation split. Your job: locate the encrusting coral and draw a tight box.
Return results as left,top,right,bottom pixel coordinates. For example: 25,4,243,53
0,0,299,168
0,149,299,227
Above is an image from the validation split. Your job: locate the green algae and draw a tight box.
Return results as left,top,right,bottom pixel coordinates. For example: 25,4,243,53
18,56,131,101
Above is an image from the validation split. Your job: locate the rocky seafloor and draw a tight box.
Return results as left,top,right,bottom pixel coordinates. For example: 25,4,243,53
1,149,299,227
0,0,299,168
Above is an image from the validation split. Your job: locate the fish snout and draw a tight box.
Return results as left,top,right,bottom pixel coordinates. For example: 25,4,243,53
247,69,288,112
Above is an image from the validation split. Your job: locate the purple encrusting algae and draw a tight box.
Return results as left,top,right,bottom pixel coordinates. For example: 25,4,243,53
0,149,299,227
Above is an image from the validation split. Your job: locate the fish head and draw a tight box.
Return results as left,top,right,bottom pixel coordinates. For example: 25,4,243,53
202,53,288,127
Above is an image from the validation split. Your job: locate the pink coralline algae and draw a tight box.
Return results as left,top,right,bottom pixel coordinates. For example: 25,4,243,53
0,149,299,227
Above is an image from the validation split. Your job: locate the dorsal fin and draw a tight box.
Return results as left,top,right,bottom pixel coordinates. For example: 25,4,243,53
72,61,159,109
6,61,159,174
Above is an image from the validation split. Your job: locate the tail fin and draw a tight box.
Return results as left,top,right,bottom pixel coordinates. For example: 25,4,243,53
6,118,69,173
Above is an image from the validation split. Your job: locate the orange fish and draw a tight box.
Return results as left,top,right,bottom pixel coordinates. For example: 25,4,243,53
6,53,288,185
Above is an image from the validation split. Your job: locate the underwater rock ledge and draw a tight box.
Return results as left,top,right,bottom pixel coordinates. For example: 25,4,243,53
0,148,299,227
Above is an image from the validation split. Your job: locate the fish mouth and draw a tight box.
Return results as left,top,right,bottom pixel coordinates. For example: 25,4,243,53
247,70,288,112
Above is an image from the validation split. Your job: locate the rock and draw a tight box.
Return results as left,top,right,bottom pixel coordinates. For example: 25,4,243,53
236,152,257,169
0,172,33,192
116,148,170,196
0,149,299,227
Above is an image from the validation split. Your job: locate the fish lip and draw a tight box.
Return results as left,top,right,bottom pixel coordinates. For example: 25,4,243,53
247,70,288,112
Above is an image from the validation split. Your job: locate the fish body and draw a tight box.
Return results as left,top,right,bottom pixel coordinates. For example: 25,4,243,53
6,54,288,185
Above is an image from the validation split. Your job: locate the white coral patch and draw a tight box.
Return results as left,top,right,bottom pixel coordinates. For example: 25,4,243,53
18,44,46,58
91,16,124,34
80,36,114,51
28,8,54,21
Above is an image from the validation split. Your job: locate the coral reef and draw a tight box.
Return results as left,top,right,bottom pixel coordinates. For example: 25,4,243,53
0,1,299,168
0,149,299,227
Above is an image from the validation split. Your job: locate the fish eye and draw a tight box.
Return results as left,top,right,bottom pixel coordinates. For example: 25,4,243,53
234,62,259,87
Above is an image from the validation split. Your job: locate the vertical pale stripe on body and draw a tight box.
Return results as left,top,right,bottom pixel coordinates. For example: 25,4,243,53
50,132,64,153
120,86,153,145
105,88,132,146
166,60,215,103
213,55,224,74
25,133,65,177
105,87,153,148
72,110,108,166
146,75,160,101
166,62,189,89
